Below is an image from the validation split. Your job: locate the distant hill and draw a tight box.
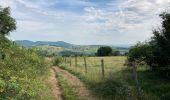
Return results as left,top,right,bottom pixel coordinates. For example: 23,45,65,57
15,40,131,49
15,40,130,56
15,40,74,48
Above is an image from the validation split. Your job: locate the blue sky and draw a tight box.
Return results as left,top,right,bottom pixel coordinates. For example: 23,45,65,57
1,0,169,45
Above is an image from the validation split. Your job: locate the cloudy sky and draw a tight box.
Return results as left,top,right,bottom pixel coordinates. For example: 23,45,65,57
0,0,169,45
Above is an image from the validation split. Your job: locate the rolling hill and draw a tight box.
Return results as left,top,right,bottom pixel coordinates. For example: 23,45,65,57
15,40,74,48
15,40,130,56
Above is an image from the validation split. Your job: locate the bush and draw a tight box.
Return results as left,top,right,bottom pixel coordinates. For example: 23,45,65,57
53,57,62,66
0,43,50,99
0,6,52,99
127,42,153,63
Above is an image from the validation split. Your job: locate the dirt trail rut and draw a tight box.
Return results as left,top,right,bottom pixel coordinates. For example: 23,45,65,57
54,66,97,100
49,69,63,100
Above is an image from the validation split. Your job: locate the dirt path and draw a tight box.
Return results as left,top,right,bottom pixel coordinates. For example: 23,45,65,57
54,66,97,100
49,69,63,100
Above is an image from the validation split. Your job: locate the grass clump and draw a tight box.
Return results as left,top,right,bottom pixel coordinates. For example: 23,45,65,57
52,57,62,66
56,74,78,100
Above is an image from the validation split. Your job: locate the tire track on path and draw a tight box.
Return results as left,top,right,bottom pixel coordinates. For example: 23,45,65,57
54,66,98,100
49,68,63,100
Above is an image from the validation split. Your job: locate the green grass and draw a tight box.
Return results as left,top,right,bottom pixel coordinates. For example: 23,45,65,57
56,74,78,100
60,56,139,99
59,56,170,100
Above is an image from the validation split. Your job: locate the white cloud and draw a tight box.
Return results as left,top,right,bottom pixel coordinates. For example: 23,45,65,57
2,0,170,45
81,0,170,42
0,0,15,7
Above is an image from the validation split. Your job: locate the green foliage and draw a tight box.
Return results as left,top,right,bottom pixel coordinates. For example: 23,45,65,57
97,46,113,56
127,42,152,64
0,44,50,99
0,6,16,60
0,6,16,36
127,9,170,78
0,35,11,60
34,45,96,57
0,6,51,99
149,11,170,73
52,57,62,66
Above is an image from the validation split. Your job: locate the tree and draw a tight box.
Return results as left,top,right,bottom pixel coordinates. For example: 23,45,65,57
97,46,112,56
0,6,16,59
0,6,16,36
127,9,170,78
149,11,170,76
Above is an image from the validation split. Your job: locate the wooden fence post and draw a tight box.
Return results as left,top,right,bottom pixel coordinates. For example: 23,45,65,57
132,62,142,99
70,57,72,66
75,56,77,67
101,59,105,78
65,57,67,64
84,56,87,73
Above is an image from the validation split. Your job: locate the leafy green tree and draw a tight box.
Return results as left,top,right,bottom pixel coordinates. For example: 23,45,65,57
127,9,170,78
0,6,16,59
149,11,170,76
0,6,16,36
97,46,112,56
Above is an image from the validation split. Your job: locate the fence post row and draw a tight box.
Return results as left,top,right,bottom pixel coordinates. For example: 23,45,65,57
101,59,105,78
84,57,87,73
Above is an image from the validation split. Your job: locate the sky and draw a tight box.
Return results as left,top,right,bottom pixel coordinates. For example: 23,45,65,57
0,0,170,45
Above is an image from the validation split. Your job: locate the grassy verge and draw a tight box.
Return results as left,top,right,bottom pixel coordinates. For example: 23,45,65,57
59,64,159,100
56,73,78,100
59,65,136,100
57,56,170,100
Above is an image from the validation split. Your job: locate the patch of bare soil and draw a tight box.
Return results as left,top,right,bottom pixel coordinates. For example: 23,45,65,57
54,67,98,100
49,69,63,100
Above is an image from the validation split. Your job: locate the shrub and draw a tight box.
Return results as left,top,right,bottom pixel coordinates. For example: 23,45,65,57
0,6,51,99
127,42,153,64
53,57,62,66
0,44,50,99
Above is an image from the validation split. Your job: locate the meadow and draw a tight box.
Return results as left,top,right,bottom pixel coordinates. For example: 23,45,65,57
59,56,170,100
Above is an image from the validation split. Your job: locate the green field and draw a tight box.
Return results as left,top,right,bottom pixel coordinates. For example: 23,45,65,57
59,56,170,100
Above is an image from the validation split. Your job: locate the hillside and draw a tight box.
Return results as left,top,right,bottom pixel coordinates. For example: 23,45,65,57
15,40,129,56
15,40,74,48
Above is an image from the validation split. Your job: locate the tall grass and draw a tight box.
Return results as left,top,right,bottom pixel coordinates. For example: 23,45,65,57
59,56,163,100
